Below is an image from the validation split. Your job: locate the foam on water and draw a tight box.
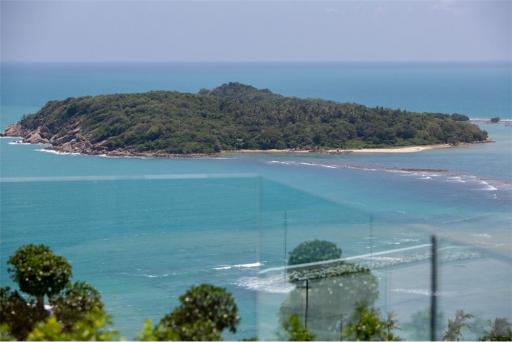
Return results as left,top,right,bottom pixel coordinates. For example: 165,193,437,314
36,148,82,156
234,275,295,294
391,288,456,297
8,140,31,145
265,159,510,192
213,262,263,270
115,271,172,279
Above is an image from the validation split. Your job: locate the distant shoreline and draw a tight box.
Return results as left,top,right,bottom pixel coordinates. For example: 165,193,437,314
3,135,491,158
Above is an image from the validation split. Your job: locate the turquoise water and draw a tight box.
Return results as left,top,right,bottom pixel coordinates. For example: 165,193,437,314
0,63,511,338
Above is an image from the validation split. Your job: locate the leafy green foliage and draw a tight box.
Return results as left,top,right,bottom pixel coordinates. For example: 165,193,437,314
136,320,161,341
450,113,470,121
443,310,473,341
18,83,488,154
281,314,315,341
3,245,108,341
0,287,46,340
27,308,119,341
341,303,400,341
50,281,104,331
480,318,512,341
152,284,239,341
0,323,15,341
288,240,341,266
7,244,72,312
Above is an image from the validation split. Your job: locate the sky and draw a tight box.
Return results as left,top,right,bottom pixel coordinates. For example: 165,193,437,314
1,0,511,63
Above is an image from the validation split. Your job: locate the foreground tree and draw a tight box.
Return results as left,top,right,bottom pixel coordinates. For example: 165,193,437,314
281,314,315,341
443,310,473,341
341,303,400,341
2,244,110,341
27,308,119,341
7,244,72,313
480,318,512,341
0,287,43,340
148,284,240,341
50,281,104,331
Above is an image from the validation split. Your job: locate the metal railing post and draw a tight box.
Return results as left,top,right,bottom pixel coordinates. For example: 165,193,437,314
430,235,438,341
305,279,309,330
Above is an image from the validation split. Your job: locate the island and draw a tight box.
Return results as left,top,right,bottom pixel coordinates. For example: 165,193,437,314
2,82,488,157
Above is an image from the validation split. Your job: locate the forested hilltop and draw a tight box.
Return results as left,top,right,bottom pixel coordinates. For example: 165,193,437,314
4,83,487,155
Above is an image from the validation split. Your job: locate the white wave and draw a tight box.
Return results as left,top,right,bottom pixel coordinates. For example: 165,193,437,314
447,176,466,183
234,275,295,294
142,273,170,278
478,181,498,191
471,233,492,239
398,238,421,243
368,256,403,262
8,140,31,145
268,160,294,165
391,288,431,296
384,238,420,246
36,148,81,156
213,265,233,270
214,262,262,270
206,157,235,160
299,162,337,169
391,288,455,297
265,159,510,192
115,272,171,278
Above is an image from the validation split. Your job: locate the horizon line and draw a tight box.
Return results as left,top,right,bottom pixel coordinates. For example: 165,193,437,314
1,60,511,65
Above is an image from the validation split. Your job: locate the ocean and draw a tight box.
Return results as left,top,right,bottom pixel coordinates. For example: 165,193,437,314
0,62,511,339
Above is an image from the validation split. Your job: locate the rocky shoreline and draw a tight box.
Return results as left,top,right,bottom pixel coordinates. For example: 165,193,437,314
1,123,211,158
1,122,493,159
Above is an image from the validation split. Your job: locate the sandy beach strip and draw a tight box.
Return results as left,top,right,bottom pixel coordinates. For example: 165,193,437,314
231,144,452,154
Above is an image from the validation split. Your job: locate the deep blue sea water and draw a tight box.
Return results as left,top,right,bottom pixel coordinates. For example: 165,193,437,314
0,63,511,339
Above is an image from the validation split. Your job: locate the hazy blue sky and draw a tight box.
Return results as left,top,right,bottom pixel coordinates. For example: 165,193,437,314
1,0,511,62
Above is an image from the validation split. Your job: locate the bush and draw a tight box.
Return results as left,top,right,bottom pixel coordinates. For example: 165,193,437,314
288,240,341,266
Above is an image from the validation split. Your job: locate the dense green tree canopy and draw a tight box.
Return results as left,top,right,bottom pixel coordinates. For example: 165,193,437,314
27,308,119,341
15,83,488,155
50,281,104,331
0,287,45,340
288,239,342,266
7,244,72,312
154,284,239,341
